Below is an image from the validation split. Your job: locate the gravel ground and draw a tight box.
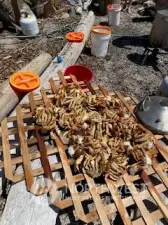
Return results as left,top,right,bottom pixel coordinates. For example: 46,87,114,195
77,11,168,100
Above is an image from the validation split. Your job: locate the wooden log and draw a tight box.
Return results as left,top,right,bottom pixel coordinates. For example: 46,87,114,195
0,11,95,225
11,0,22,24
0,52,52,122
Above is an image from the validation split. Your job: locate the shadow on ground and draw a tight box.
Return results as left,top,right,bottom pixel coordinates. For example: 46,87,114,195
112,35,149,49
127,52,159,71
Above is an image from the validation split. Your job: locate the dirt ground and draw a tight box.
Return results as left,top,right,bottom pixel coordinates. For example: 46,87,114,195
0,14,80,82
78,11,168,100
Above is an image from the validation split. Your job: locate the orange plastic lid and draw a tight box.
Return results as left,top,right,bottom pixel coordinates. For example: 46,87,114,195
9,71,40,92
66,32,84,42
108,4,121,9
91,26,111,36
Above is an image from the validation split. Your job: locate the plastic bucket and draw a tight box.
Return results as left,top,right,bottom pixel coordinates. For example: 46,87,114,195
91,26,111,57
108,4,121,27
64,65,93,83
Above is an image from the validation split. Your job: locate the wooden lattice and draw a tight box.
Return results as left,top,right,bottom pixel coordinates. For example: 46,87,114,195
1,74,168,225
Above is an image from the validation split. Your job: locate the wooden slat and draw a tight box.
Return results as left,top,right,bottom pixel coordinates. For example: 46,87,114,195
105,177,133,225
13,158,75,184
53,133,87,223
49,78,59,94
40,88,53,108
98,85,109,96
0,125,35,136
141,170,168,221
7,113,32,123
69,74,80,88
85,81,96,94
133,218,145,225
0,147,58,169
1,118,14,181
16,105,34,191
29,92,53,186
84,174,110,225
152,158,168,188
115,91,136,118
58,70,67,87
123,173,155,225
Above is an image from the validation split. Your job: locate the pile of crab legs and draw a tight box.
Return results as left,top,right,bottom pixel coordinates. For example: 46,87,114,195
35,84,154,182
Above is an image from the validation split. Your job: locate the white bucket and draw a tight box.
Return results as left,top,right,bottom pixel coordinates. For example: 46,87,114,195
108,4,121,27
91,26,111,57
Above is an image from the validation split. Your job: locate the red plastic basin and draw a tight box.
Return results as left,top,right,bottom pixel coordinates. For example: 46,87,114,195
64,65,93,83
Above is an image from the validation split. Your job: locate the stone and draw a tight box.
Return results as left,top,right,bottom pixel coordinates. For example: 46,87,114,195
60,12,70,19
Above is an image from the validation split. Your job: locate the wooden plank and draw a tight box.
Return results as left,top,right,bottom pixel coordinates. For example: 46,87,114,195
0,125,35,136
11,0,21,24
141,170,168,221
0,147,58,169
40,88,53,108
16,105,34,191
7,113,32,122
154,139,168,164
29,93,53,179
49,78,59,94
53,133,87,222
12,158,74,185
152,158,168,188
58,71,67,87
123,173,155,225
84,174,110,225
105,177,133,225
98,85,109,96
85,81,96,94
115,91,136,118
86,182,166,223
69,75,80,88
133,218,145,225
1,118,14,181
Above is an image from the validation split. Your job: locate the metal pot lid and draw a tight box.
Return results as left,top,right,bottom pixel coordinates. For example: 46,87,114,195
135,96,168,134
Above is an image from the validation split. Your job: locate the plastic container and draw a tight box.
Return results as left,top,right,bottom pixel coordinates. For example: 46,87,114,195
66,32,84,42
9,71,40,92
64,65,93,83
91,26,111,57
20,13,39,36
108,4,121,27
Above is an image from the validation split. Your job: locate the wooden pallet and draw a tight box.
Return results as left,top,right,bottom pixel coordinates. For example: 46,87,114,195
1,75,168,224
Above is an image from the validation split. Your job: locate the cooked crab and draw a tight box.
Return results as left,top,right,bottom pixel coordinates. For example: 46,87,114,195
35,107,57,131
128,147,146,162
105,155,128,182
37,84,155,182
132,124,153,147
107,137,126,158
75,152,106,178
